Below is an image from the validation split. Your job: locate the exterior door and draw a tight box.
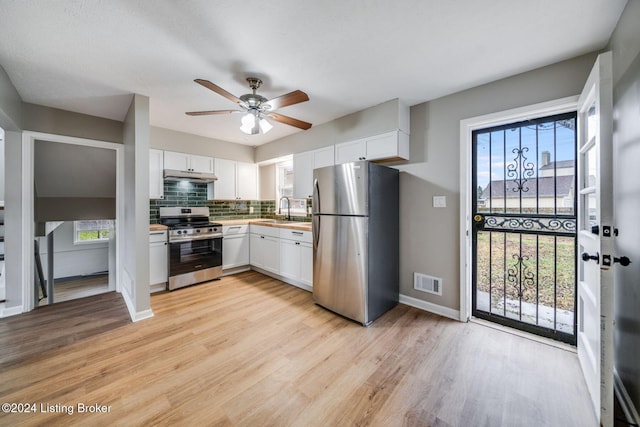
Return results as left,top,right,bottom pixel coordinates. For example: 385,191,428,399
471,111,578,344
576,52,614,425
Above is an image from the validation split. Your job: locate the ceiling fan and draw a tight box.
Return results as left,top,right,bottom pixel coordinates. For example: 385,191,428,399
186,77,312,135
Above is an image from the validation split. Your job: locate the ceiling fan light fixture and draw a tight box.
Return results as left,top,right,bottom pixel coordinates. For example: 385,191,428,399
240,112,257,134
259,118,273,134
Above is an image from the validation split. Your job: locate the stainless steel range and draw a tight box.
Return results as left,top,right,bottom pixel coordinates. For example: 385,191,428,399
159,207,223,291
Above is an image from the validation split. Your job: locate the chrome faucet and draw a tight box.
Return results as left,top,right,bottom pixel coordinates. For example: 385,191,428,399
278,196,291,220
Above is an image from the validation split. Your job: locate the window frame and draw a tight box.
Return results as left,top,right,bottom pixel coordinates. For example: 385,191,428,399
73,220,113,245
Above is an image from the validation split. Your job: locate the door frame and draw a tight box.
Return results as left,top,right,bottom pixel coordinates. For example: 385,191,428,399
21,131,125,312
459,96,579,322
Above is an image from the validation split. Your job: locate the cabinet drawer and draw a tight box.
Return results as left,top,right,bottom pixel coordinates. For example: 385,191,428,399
223,224,249,236
250,224,280,238
149,230,167,243
279,228,312,243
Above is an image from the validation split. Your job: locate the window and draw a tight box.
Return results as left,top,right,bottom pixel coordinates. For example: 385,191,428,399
74,220,113,244
275,159,307,215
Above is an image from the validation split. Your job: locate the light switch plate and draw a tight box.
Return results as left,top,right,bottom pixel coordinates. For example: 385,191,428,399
249,206,254,214
433,196,446,208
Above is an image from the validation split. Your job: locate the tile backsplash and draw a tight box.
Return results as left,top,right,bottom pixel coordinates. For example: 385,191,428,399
150,181,310,223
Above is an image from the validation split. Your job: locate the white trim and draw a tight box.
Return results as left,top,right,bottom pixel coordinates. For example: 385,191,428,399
614,369,640,425
0,304,23,318
399,293,460,321
22,133,34,312
21,131,124,311
458,96,579,323
121,287,154,322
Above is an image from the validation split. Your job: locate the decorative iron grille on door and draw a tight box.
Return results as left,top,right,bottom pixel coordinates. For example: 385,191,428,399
472,112,577,344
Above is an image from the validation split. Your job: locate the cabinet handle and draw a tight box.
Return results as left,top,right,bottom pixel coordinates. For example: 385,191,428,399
150,231,165,235
229,226,242,230
261,236,265,239
292,231,303,236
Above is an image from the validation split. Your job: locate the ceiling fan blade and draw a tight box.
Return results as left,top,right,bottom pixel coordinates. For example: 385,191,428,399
185,110,241,116
267,112,312,130
264,90,309,110
194,79,245,106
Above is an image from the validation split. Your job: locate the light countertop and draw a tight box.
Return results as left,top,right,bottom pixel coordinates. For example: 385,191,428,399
216,219,312,231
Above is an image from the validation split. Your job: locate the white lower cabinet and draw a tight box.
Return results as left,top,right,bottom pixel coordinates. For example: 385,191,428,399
249,225,280,275
149,230,168,292
223,225,249,270
248,224,312,291
279,229,313,290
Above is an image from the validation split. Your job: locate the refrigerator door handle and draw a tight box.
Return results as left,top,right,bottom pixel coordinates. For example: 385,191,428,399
312,215,320,249
313,178,320,214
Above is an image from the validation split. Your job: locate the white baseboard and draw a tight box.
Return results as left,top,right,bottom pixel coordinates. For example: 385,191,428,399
0,304,23,318
614,368,640,425
121,288,154,323
399,294,461,321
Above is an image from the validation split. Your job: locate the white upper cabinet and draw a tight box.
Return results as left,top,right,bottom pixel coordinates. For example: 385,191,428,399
149,149,164,199
164,150,214,174
214,158,258,200
335,130,409,164
293,145,335,199
237,161,258,200
189,154,215,174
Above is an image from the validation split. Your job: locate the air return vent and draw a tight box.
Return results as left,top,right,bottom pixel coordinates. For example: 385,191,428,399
413,273,442,296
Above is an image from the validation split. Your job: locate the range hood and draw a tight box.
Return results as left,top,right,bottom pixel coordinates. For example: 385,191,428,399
163,169,218,183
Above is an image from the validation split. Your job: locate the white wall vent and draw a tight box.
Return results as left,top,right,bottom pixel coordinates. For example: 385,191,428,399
413,272,442,296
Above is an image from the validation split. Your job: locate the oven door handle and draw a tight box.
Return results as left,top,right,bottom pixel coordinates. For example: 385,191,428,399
170,234,222,243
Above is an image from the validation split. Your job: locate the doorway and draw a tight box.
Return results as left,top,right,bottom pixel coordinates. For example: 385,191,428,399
470,112,578,344
21,131,124,313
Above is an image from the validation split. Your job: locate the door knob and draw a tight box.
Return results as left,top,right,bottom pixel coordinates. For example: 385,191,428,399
582,252,599,263
614,256,631,266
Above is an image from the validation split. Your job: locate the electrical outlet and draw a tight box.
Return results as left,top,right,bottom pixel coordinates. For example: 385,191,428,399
249,206,254,214
433,196,446,208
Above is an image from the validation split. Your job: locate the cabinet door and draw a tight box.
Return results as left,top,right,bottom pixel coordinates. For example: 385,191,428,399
262,236,280,275
249,233,263,268
223,234,249,269
189,154,214,174
365,132,398,160
237,162,258,200
214,158,237,200
149,242,168,285
300,242,313,287
335,139,365,164
313,146,335,169
149,149,164,199
164,151,190,171
293,151,313,199
279,239,300,280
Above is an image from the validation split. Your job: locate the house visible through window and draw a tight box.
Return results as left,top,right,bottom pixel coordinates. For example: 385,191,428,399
275,158,307,215
74,220,113,244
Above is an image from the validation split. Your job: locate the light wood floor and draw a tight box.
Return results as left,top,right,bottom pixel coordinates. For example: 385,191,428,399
0,271,597,426
37,274,110,307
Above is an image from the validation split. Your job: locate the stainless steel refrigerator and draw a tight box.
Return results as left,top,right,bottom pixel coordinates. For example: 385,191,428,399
312,161,399,325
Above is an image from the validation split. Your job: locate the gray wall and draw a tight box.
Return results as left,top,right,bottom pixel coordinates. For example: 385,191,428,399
123,93,151,315
256,53,597,311
397,52,597,310
34,140,116,222
23,103,123,143
608,0,640,413
0,64,23,131
259,163,276,200
151,126,254,163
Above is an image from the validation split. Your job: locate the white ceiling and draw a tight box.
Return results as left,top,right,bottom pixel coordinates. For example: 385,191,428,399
0,0,627,146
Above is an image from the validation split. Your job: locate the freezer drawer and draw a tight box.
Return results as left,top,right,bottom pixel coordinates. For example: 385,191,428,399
312,215,368,324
